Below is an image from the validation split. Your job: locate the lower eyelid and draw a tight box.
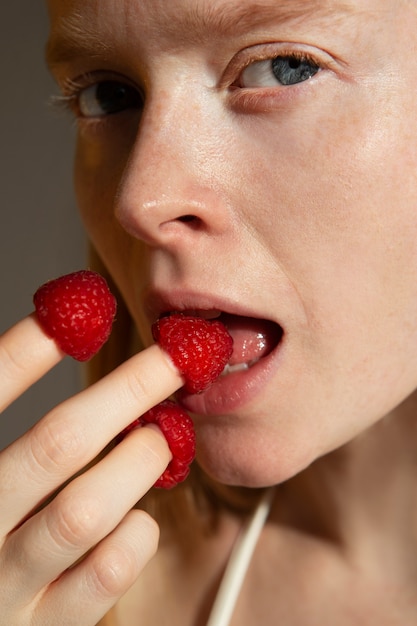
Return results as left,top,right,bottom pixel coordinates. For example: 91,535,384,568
228,70,325,112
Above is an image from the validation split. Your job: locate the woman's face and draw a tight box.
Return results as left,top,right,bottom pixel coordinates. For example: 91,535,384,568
47,0,417,486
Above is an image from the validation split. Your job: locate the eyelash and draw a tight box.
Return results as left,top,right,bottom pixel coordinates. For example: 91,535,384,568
50,76,88,112
236,50,321,85
50,74,144,122
226,46,328,111
51,47,326,122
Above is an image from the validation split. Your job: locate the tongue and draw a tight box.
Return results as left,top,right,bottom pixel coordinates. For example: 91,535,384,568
221,314,282,366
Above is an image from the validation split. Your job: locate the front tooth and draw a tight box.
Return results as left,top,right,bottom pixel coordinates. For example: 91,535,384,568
221,362,250,376
220,356,263,377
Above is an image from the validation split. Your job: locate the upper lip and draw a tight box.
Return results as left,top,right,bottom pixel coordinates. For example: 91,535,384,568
144,288,282,327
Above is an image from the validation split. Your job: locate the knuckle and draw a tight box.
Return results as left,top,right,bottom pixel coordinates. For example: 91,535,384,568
123,367,154,406
87,547,139,600
132,428,169,471
86,511,160,601
28,414,86,479
47,490,102,551
0,340,26,382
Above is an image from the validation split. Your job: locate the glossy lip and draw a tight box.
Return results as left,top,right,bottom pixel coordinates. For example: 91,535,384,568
176,332,285,415
145,288,285,415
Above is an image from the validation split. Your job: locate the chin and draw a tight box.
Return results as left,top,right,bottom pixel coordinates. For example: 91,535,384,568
194,427,317,489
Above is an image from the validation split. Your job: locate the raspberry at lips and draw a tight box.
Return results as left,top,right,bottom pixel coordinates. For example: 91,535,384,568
121,314,233,489
33,277,233,489
151,313,234,394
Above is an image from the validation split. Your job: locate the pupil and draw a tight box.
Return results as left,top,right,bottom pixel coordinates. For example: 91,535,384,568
271,56,319,85
288,58,301,69
97,82,129,114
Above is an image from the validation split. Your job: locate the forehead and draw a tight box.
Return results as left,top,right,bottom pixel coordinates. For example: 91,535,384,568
45,0,412,69
45,0,376,30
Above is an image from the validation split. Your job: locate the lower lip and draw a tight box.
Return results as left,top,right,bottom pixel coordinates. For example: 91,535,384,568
176,336,285,415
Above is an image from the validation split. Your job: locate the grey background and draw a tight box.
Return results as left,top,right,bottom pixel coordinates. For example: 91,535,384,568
0,3,86,448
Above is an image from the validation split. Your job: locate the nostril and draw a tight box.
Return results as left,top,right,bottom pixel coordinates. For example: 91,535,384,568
177,214,198,223
175,214,203,229
157,213,204,235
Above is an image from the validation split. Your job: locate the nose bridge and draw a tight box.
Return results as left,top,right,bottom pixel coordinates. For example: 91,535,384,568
141,86,191,173
115,81,226,243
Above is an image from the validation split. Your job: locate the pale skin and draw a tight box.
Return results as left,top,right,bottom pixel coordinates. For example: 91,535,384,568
1,0,417,623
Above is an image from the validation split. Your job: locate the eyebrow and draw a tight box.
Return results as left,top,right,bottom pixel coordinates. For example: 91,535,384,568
46,0,356,70
173,0,356,39
46,13,113,70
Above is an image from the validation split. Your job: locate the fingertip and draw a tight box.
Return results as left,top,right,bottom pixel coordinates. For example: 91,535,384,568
0,314,66,412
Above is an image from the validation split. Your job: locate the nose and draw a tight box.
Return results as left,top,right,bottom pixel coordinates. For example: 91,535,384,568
115,89,232,248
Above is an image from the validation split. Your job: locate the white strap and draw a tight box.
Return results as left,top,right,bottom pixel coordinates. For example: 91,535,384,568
206,487,275,626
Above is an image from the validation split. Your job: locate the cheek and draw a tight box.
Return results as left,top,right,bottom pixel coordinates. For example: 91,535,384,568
240,82,417,325
73,132,142,311
234,96,417,428
73,114,140,235
74,141,121,262
74,127,123,222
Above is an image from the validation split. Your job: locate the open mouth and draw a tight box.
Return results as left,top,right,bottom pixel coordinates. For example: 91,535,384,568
219,313,283,375
157,309,285,413
156,307,284,379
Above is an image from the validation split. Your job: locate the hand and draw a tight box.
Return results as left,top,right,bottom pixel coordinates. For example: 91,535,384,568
0,313,183,625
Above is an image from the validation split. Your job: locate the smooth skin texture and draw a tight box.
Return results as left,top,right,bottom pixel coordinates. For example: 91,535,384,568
0,316,183,625
46,0,417,483
2,0,417,623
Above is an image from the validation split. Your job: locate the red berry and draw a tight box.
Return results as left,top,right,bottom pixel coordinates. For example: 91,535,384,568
123,401,196,489
152,314,233,393
33,270,117,362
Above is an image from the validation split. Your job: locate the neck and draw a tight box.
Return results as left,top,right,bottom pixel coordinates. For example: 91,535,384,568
277,392,417,578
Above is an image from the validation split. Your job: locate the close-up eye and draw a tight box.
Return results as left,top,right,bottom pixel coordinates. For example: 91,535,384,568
240,55,320,88
77,80,144,118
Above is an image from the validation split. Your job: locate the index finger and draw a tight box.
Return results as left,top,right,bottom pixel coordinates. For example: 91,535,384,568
0,313,64,413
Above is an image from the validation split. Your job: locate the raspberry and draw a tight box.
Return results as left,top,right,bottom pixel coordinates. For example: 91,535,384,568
123,401,196,489
33,270,117,362
152,314,233,393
